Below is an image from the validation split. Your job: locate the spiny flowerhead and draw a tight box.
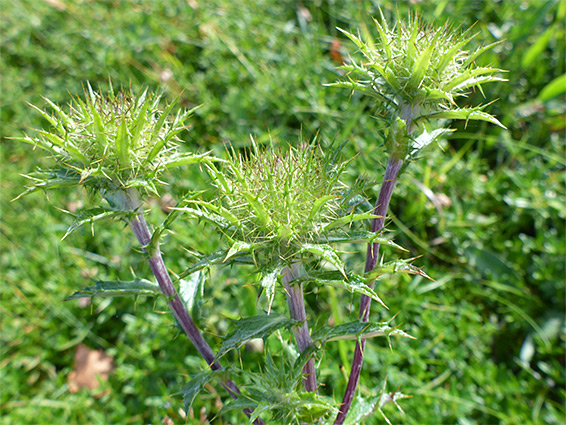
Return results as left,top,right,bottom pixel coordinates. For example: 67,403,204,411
329,13,506,139
180,141,401,312
226,142,342,246
206,140,352,262
14,84,208,199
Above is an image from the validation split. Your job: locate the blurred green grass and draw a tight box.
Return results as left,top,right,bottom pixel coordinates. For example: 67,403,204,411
1,0,564,424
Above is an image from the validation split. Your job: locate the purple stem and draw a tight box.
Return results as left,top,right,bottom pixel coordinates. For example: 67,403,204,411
124,189,262,424
282,263,317,392
334,158,403,424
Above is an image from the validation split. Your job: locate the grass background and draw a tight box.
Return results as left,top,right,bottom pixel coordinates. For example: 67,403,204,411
1,0,564,424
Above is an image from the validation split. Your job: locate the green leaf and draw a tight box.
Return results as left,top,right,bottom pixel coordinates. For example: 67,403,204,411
116,117,130,166
299,243,345,276
129,89,151,146
373,17,391,61
306,195,336,222
311,320,415,343
147,94,181,162
225,241,253,262
299,270,388,309
215,314,295,361
261,265,283,314
162,152,220,168
436,32,476,75
42,96,74,129
538,73,566,101
242,191,271,229
294,392,338,423
35,130,89,165
337,27,366,53
411,128,454,156
367,259,433,281
87,84,108,148
322,213,381,232
9,136,64,156
451,75,507,93
424,107,506,129
409,39,435,89
62,207,126,239
344,396,381,425
329,276,388,310
315,231,406,251
177,250,229,280
64,279,161,301
176,206,232,231
444,67,502,92
27,102,59,129
182,371,222,414
14,171,82,200
179,271,205,316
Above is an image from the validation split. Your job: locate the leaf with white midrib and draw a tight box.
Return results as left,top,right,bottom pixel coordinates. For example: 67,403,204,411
64,279,161,300
214,314,295,362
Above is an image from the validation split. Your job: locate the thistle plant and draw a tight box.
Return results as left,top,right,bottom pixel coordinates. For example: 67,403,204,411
12,86,259,421
179,141,419,423
328,14,506,423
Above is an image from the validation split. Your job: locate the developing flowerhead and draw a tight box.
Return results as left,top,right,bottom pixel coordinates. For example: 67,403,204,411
225,142,341,246
330,13,506,134
183,140,375,270
181,141,393,311
15,85,204,198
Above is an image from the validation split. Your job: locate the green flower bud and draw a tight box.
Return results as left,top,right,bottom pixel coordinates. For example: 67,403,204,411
328,13,507,136
14,85,209,200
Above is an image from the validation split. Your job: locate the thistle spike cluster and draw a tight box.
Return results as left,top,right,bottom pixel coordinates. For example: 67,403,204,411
14,85,210,199
328,13,506,154
179,140,404,312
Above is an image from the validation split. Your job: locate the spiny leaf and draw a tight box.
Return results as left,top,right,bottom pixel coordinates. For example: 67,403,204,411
8,136,64,156
424,107,506,129
146,94,181,162
367,259,433,281
176,206,232,231
177,250,229,280
322,213,381,232
409,37,435,89
411,128,454,156
162,152,220,168
344,395,382,425
42,96,74,129
261,265,284,314
311,320,415,343
183,199,239,226
444,67,503,92
299,243,345,277
225,241,253,262
214,314,295,361
315,231,406,250
129,89,151,145
36,130,89,165
116,117,130,166
62,207,127,239
299,270,388,309
64,279,161,301
179,271,205,316
182,371,222,414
